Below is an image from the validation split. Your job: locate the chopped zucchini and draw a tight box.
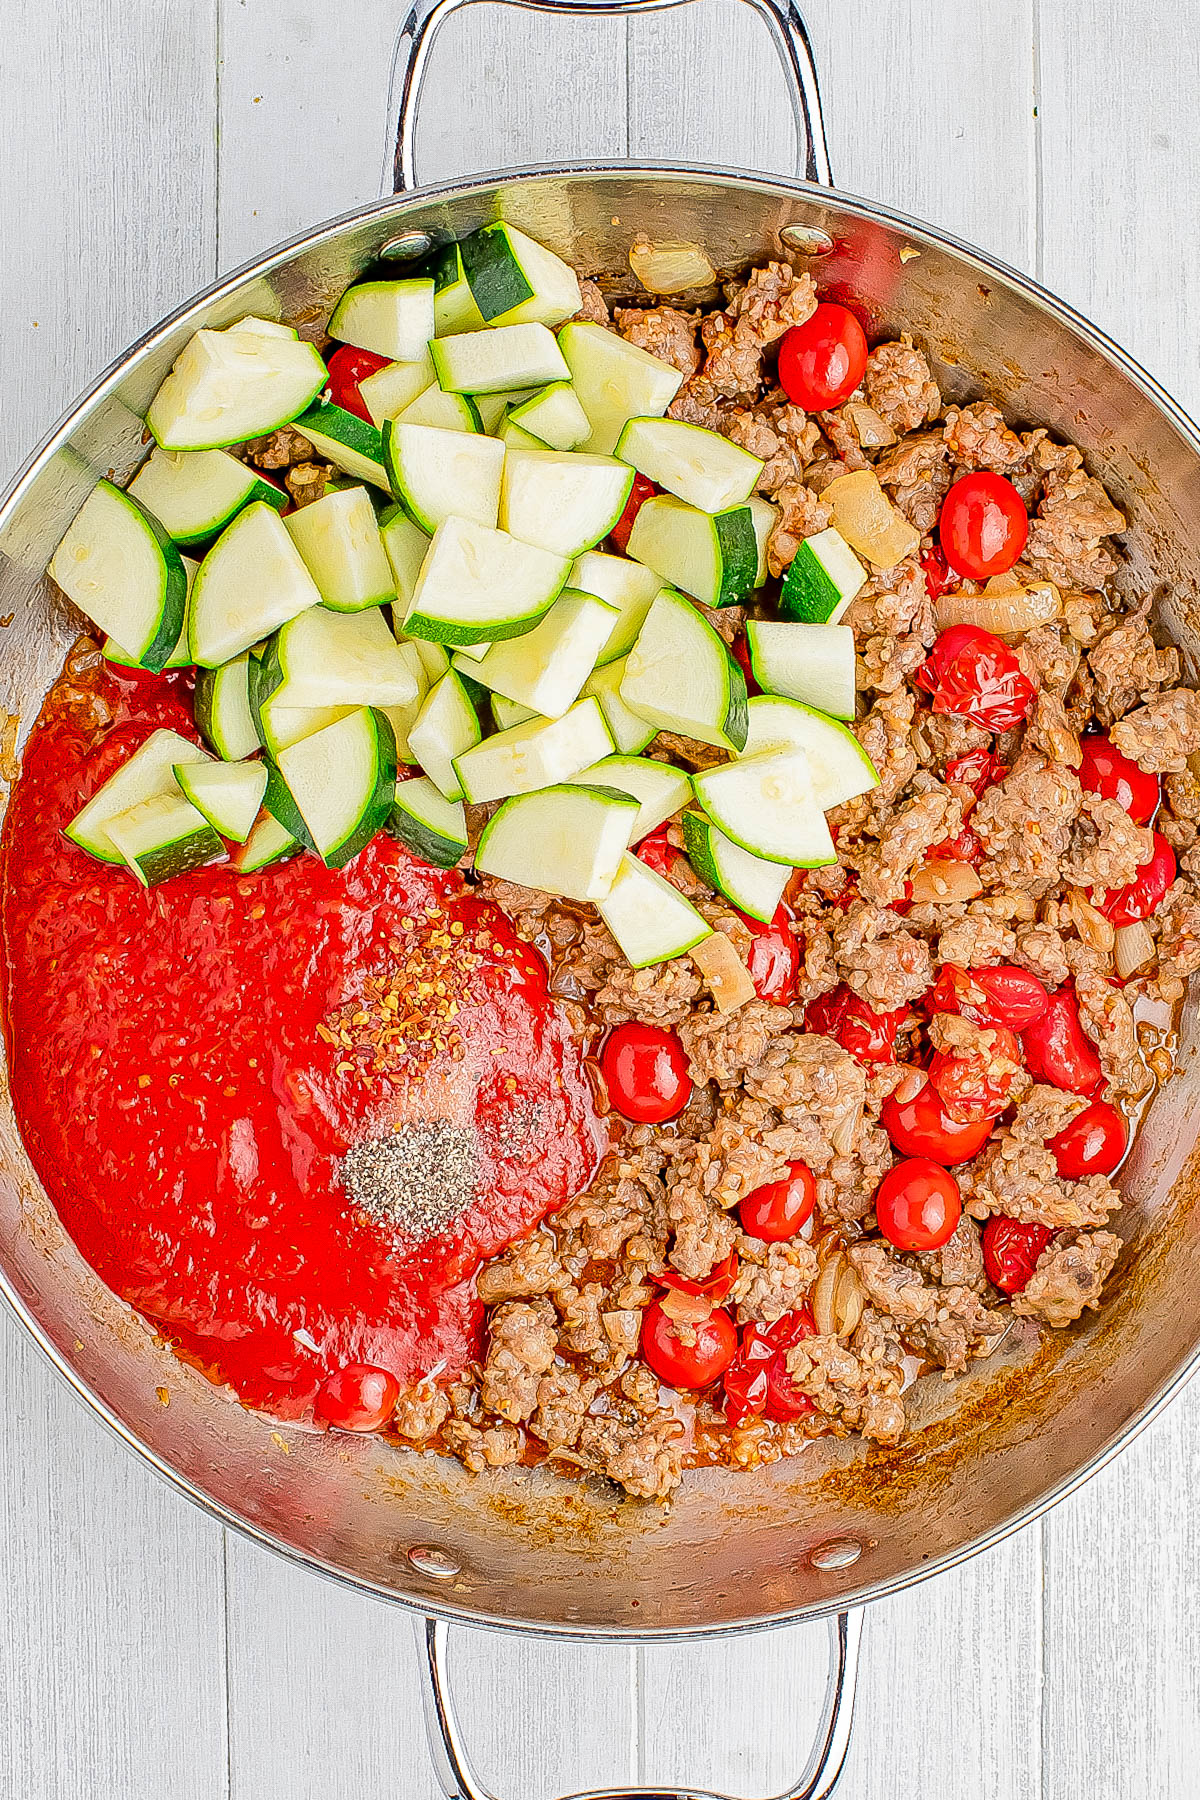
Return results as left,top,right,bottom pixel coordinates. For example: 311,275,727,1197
692,749,836,867
500,449,633,559
615,416,763,513
65,728,212,863
284,485,396,612
458,223,581,328
270,605,421,709
387,776,468,868
465,589,619,719
384,422,504,534
597,852,711,968
270,707,397,868
356,350,436,426
452,696,614,803
431,323,569,395
574,755,691,840
146,324,327,451
620,587,749,752
189,501,322,667
404,516,570,647
681,810,791,923
406,671,482,801
508,382,590,451
569,549,662,663
476,784,637,901
557,322,684,455
779,526,868,625
626,493,761,609
127,447,286,546
580,655,657,754
741,694,879,810
106,791,225,886
194,654,261,761
290,399,390,489
744,619,857,722
328,279,435,364
173,759,268,844
49,479,188,672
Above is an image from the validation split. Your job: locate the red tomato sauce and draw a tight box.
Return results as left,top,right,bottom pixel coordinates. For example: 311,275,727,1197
0,655,606,1419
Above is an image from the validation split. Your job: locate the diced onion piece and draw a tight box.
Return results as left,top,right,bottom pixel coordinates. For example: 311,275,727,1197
688,931,756,1013
1115,920,1155,978
934,575,1062,637
628,237,716,296
827,1102,862,1157
660,1288,713,1327
834,1262,865,1337
844,403,896,449
1066,887,1115,952
892,1064,929,1105
822,469,920,570
908,858,983,904
812,1250,844,1338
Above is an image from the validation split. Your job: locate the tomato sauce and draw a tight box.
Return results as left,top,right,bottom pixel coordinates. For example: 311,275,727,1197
0,654,606,1419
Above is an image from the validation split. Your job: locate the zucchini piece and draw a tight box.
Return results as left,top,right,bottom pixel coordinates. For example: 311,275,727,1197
284,485,395,612
779,526,868,625
500,449,633,559
404,516,570,647
490,694,538,731
377,641,431,767
194,653,260,761
453,696,614,804
270,605,420,709
146,325,326,451
693,749,836,868
574,755,691,841
508,382,590,451
424,241,486,337
105,792,225,886
626,493,760,610
597,852,711,969
49,479,188,672
616,417,763,513
620,588,748,752
458,223,581,329
379,506,430,612
189,501,322,667
741,694,879,810
496,416,547,452
356,350,436,427
569,550,662,663
387,776,468,868
230,811,300,873
473,389,537,435
328,279,435,364
173,758,268,843
558,322,684,455
396,384,483,433
580,656,656,754
406,671,482,801
271,707,397,868
234,317,298,340
248,640,355,756
403,636,451,686
127,447,286,546
291,399,389,489
476,784,637,901
383,422,505,534
465,589,619,718
65,728,212,863
681,809,791,923
745,619,857,722
748,495,776,585
103,553,196,671
431,323,569,395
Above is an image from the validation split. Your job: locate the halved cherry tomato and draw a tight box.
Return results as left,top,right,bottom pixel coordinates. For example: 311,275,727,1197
926,825,984,867
929,962,1049,1031
731,631,761,696
1093,830,1176,926
1077,731,1160,825
736,904,800,1004
659,1250,740,1304
601,1022,692,1122
315,1363,400,1432
805,983,907,1063
917,623,1035,733
739,1162,816,1240
610,473,658,551
722,1310,817,1424
929,1023,1022,1123
776,302,869,411
1047,1099,1129,1179
325,344,392,423
874,1158,962,1252
920,545,954,601
764,1361,818,1422
944,748,1009,802
880,1079,994,1165
938,471,1029,579
635,827,681,883
641,1301,737,1389
981,1217,1053,1295
1020,986,1103,1095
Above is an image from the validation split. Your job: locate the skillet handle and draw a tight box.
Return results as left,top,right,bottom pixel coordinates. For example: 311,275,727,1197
383,0,833,194
416,1608,863,1800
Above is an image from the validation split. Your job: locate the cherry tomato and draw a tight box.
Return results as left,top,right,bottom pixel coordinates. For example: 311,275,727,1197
1047,1099,1129,1180
739,1162,816,1240
805,983,907,1063
731,631,761,697
874,1158,963,1252
938,471,1029,579
776,302,869,411
880,1079,994,1165
601,1022,693,1122
944,749,1009,803
635,827,681,883
929,962,1049,1031
981,1217,1053,1295
659,1250,740,1304
325,344,392,423
929,1023,1022,1123
641,1301,737,1389
1094,830,1176,926
315,1363,400,1432
610,473,658,551
721,1345,772,1423
1077,732,1160,825
926,826,984,867
764,1360,817,1422
916,624,1036,733
722,1310,816,1424
737,904,800,1004
920,545,955,601
1020,987,1103,1095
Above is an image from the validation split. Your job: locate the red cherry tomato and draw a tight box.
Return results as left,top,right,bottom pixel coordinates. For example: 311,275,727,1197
929,1023,1022,1123
920,545,955,601
929,962,1049,1031
641,1301,737,1389
917,624,1036,733
880,1079,994,1165
736,904,800,1004
1020,987,1103,1096
601,1022,692,1122
805,983,907,1063
659,1250,740,1304
1094,831,1176,926
981,1217,1053,1295
926,826,985,867
739,1162,816,1240
764,1359,817,1422
610,473,658,551
731,631,761,697
938,471,1029,579
315,1363,400,1432
721,1345,771,1423
1047,1100,1129,1180
325,344,392,423
944,748,1009,803
1077,732,1160,825
875,1158,963,1252
635,827,681,882
722,1310,816,1424
776,302,869,411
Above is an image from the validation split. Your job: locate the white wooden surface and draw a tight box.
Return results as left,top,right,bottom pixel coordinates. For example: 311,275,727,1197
2,2,1199,1794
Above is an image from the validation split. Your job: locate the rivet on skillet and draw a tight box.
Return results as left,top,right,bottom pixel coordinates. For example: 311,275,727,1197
809,1538,863,1571
407,1544,461,1579
380,230,434,261
779,223,834,256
